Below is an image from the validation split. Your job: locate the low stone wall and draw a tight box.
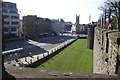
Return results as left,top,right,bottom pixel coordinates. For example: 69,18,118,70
4,38,77,67
4,66,117,79
93,27,120,75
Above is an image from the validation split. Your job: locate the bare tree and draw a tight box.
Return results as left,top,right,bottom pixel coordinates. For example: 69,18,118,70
99,0,120,31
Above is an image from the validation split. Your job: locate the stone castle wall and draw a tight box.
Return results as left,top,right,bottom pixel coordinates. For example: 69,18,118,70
93,27,120,75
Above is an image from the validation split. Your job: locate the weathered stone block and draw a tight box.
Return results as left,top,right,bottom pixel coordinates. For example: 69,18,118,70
103,30,118,54
95,27,102,42
108,32,120,44
101,29,108,45
119,46,120,60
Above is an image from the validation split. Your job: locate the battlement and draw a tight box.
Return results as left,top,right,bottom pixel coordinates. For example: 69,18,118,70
93,27,120,75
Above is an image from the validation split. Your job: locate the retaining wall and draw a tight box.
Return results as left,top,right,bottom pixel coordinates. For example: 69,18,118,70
4,38,77,67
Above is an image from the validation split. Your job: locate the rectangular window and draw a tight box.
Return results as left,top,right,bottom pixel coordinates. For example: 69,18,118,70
8,4,16,8
11,28,16,31
3,9,8,13
4,28,9,31
4,21,9,25
9,10,17,13
3,15,9,19
12,22,19,25
11,16,18,19
3,3,7,7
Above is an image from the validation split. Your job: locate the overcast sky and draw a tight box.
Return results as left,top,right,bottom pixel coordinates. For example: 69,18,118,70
3,0,105,24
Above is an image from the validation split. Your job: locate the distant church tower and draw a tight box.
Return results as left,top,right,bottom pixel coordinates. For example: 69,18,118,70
76,15,80,24
71,15,80,33
75,15,80,33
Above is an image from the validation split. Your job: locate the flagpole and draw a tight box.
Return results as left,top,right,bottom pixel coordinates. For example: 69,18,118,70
89,14,91,24
108,8,111,29
104,9,106,28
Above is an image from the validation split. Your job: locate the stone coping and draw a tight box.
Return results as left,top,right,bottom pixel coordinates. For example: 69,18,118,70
108,32,120,44
95,27,118,38
101,29,108,35
95,27,103,32
95,27,120,44
103,30,118,38
4,66,118,78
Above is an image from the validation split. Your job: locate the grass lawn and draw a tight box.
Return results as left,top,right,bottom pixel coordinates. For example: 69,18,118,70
36,39,93,73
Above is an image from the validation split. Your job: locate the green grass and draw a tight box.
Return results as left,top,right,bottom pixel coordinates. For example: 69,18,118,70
36,39,93,73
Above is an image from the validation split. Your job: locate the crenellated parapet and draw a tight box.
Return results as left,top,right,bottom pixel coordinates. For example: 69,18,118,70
93,27,120,75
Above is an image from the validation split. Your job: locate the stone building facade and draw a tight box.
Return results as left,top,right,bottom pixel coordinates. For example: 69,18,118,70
51,19,72,35
22,15,52,39
93,27,120,75
51,19,65,35
64,22,72,32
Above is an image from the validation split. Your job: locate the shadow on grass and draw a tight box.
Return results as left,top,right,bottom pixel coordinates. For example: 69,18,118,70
77,36,87,39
